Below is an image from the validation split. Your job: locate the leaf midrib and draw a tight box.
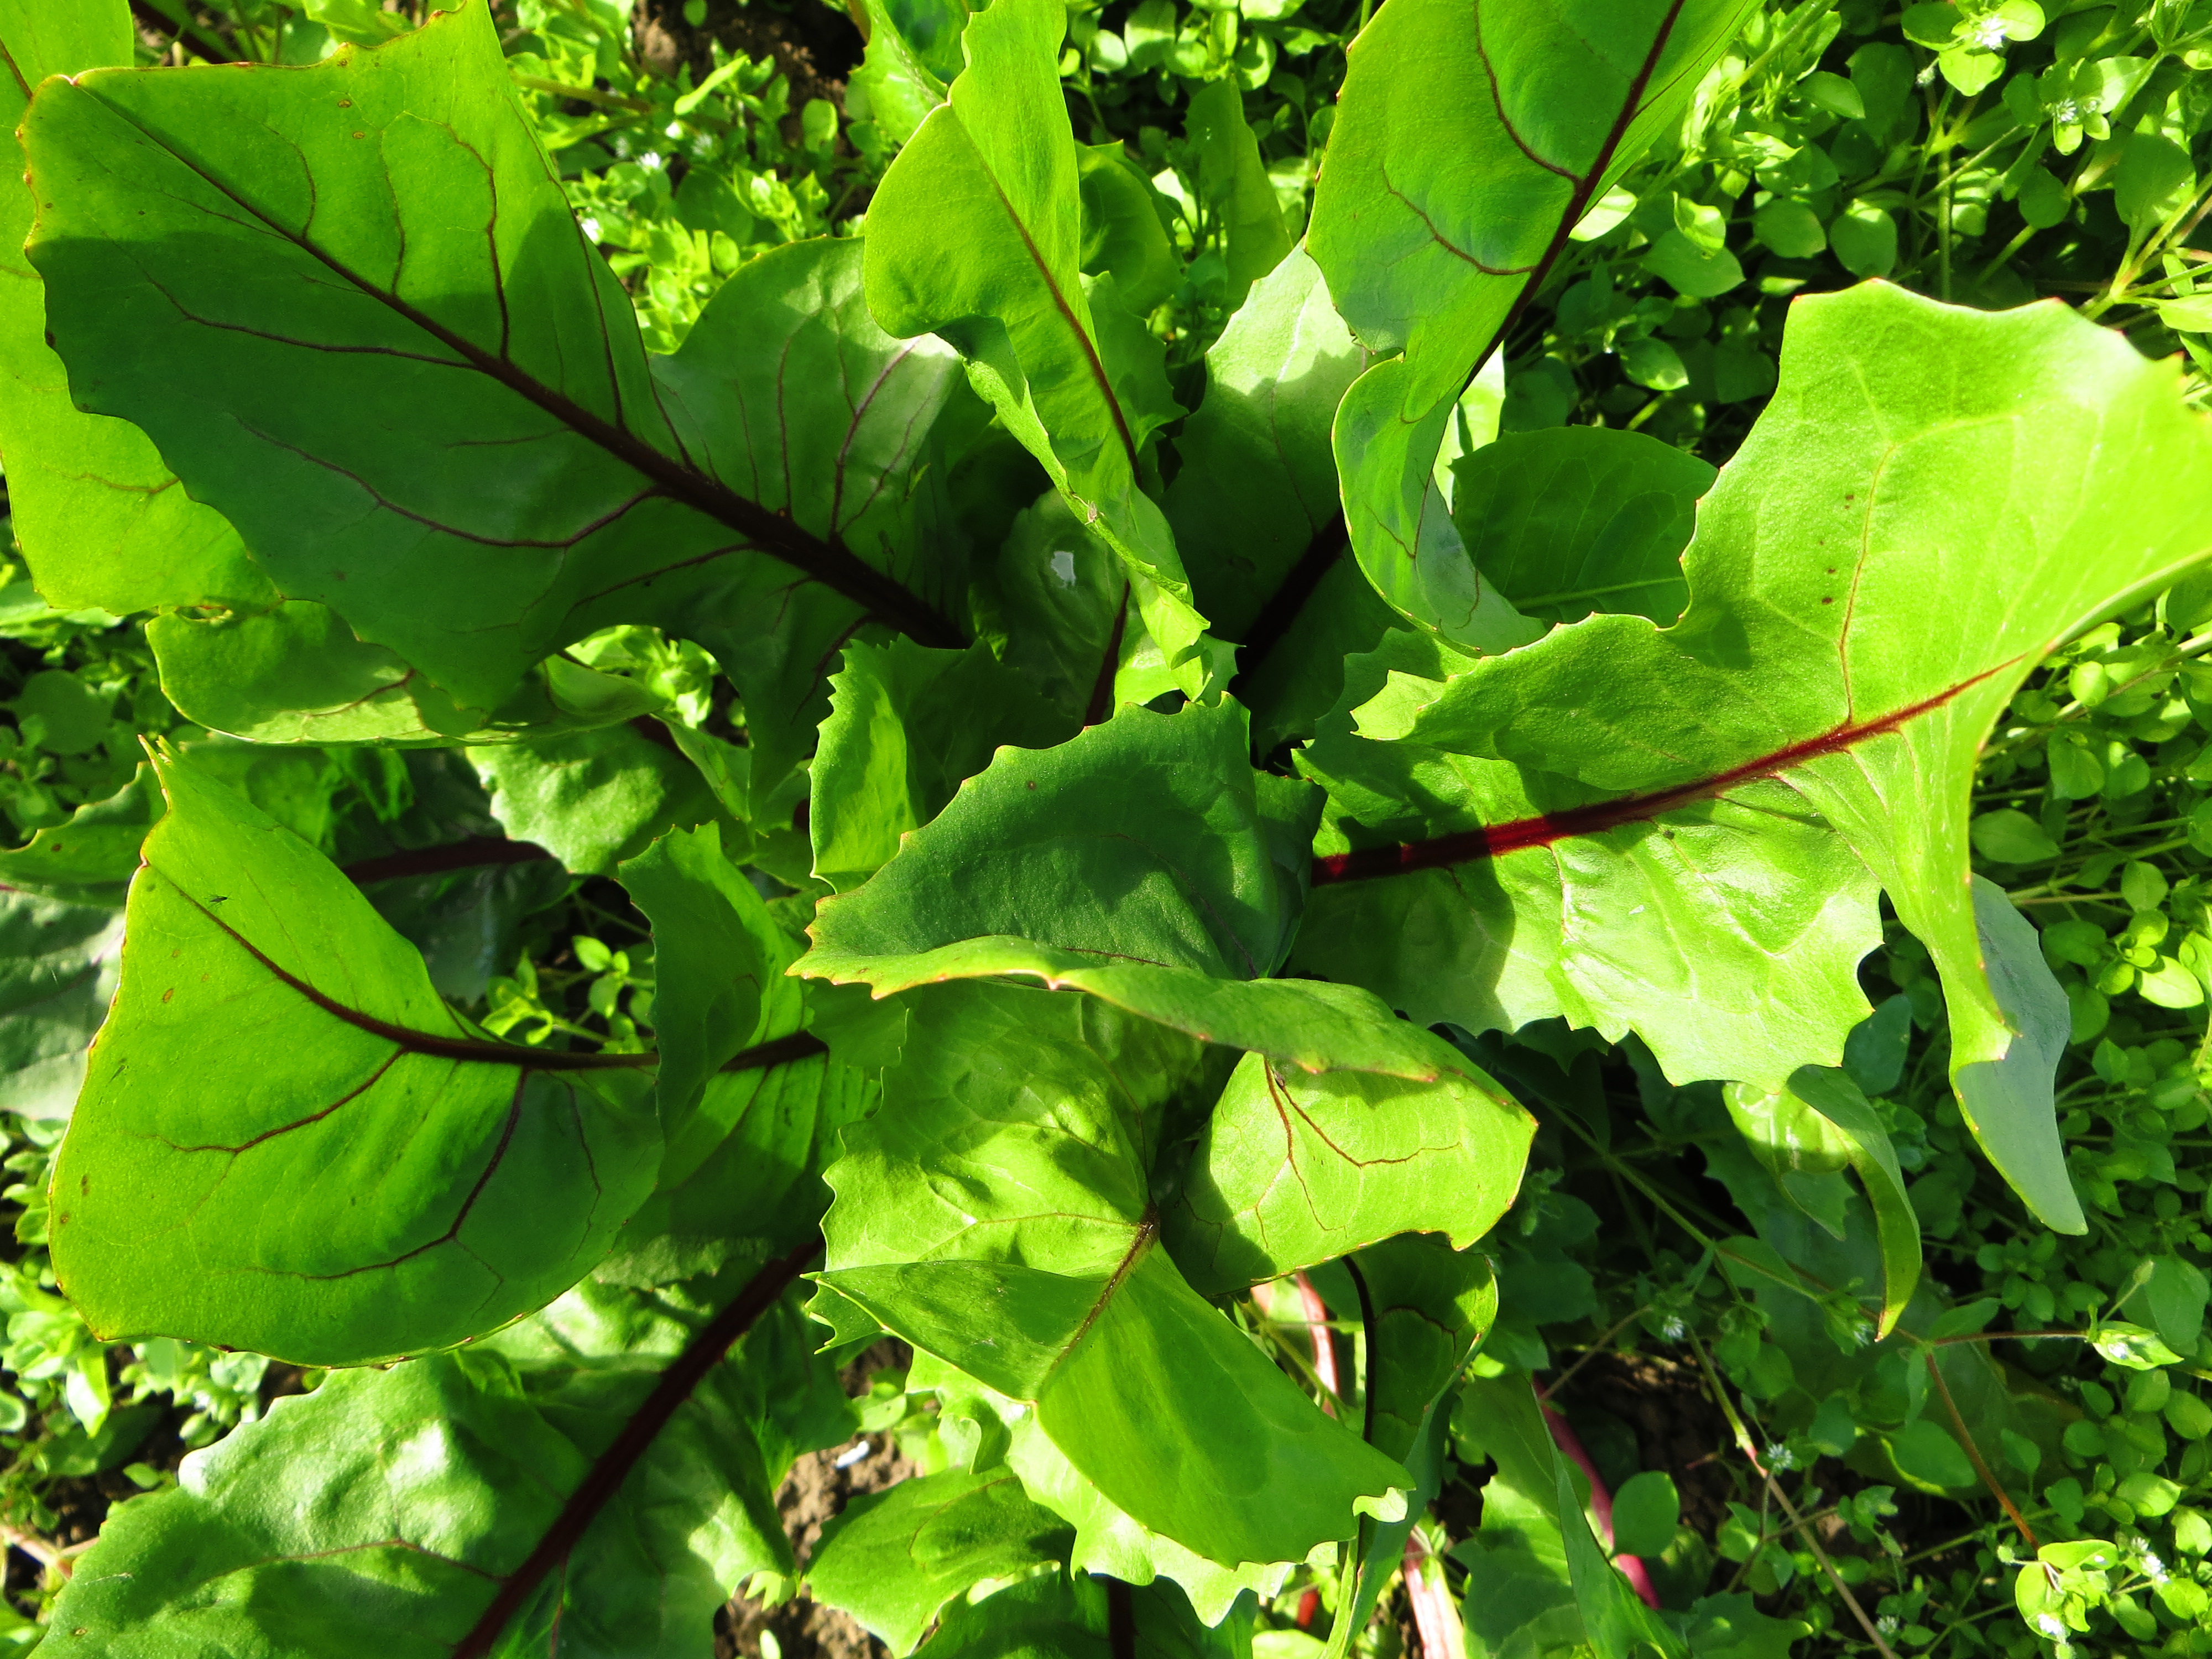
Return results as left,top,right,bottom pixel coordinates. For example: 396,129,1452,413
59,81,966,649
174,878,829,1076
1311,663,2016,884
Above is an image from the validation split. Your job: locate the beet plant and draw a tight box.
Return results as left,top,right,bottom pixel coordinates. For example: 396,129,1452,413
2,0,2211,1655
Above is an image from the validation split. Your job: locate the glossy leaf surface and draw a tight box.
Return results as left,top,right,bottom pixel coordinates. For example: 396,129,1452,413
0,0,271,615
1300,288,2212,1229
24,5,961,717
815,981,1410,1567
1164,1052,1532,1294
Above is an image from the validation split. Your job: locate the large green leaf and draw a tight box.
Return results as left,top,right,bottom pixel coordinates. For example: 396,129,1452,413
806,1468,1074,1653
1162,248,1402,752
1298,287,2212,1231
1294,627,1884,1099
804,700,1317,984
814,980,1409,1567
860,0,1206,682
0,0,273,615
1306,0,1755,644
41,1264,841,1656
1164,1052,1532,1295
798,698,1493,1078
49,753,660,1365
23,4,963,722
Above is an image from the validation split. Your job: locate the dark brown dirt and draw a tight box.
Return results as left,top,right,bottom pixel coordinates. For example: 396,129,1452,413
633,0,862,114
1549,1350,1738,1536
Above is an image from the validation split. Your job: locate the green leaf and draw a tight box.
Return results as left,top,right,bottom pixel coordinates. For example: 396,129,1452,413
1970,807,2062,864
1610,1470,1679,1559
1164,1050,1532,1294
0,892,122,1120
1002,1405,1293,1619
2140,1254,2211,1355
0,762,162,906
806,1469,1074,1652
470,721,728,876
43,1265,842,1651
921,1569,1245,1659
49,752,660,1364
1300,286,2212,1230
24,6,962,720
849,0,950,149
149,603,665,748
1186,77,1292,308
620,823,802,1140
1783,1066,1924,1336
1307,0,1755,644
599,1035,873,1288
815,980,1410,1567
2091,1321,2183,1369
861,0,1205,683
804,699,1316,985
1295,627,1884,1103
1330,1238,1498,1647
1164,248,1402,751
1078,142,1180,315
1452,1374,1684,1659
1452,426,1714,627
0,0,273,617
810,638,1073,893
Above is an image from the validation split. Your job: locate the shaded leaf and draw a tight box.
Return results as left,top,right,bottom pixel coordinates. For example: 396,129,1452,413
43,1266,841,1655
0,0,272,615
806,1469,1074,1653
1452,426,1713,627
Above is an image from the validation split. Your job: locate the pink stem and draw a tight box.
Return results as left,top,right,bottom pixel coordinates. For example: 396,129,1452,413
1403,1530,1468,1659
1540,1405,1663,1610
1293,1270,1339,1415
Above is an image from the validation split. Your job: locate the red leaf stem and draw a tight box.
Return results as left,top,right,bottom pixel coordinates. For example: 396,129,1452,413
1292,1269,1339,1414
1540,1404,1663,1610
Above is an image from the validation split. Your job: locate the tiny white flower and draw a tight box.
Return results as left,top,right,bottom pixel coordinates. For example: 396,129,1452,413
1879,1616,1901,1636
2143,1551,2169,1583
1662,1317,1688,1341
581,217,602,241
666,121,683,138
641,150,663,169
2037,1614,2067,1640
1766,1442,1798,1471
2052,97,2082,126
1973,16,2009,49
